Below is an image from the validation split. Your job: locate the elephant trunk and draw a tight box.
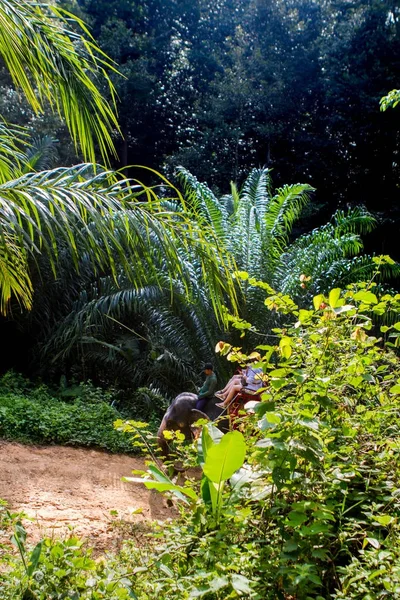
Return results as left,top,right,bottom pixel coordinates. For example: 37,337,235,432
157,416,172,458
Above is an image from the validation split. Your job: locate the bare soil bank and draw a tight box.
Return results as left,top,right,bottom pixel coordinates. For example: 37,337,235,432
0,441,175,552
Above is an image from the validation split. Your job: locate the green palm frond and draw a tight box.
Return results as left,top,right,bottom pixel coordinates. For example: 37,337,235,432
276,228,366,297
333,206,376,236
38,267,224,395
274,207,399,303
0,1,119,163
0,121,28,183
231,204,264,277
240,168,271,222
23,135,59,173
226,171,269,281
31,214,232,395
176,167,230,244
0,233,32,312
264,183,314,269
172,168,316,327
0,164,238,317
331,255,400,286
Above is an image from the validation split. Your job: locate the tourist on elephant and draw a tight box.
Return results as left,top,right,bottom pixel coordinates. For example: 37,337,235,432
215,370,244,397
195,363,218,411
215,363,263,408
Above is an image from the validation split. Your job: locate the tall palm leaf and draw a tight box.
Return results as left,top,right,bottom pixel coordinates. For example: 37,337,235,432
264,183,314,277
0,121,29,184
0,0,119,163
0,233,32,314
0,163,238,316
176,167,230,245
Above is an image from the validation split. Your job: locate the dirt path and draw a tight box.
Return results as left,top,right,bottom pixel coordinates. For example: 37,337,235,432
0,441,175,552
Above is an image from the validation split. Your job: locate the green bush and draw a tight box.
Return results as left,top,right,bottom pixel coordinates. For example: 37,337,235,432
0,379,140,453
121,280,400,599
0,505,135,600
2,282,400,599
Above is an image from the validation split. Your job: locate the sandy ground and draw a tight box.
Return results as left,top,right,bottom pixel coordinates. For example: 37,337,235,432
0,440,175,552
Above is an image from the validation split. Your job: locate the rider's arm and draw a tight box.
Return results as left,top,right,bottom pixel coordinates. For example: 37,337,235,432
198,374,217,399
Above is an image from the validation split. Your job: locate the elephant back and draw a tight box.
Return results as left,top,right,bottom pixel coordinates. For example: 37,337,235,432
202,397,230,432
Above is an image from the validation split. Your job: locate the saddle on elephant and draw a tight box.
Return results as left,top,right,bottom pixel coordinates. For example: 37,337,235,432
215,362,265,427
227,388,262,429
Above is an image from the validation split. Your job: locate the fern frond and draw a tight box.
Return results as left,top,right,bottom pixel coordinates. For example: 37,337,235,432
333,206,376,236
23,135,59,172
176,167,229,244
240,168,271,222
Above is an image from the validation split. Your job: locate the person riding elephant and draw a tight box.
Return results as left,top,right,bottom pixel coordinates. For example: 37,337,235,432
195,362,218,411
157,364,224,457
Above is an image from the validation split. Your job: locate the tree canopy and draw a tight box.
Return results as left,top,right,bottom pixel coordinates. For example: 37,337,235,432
76,0,400,235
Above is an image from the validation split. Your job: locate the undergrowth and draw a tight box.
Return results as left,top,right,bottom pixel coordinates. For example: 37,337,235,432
1,277,400,599
0,374,162,453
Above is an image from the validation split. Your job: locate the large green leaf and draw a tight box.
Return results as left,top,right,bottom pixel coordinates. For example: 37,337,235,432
203,430,246,484
198,423,223,466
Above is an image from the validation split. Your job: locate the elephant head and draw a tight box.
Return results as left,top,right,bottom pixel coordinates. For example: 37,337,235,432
157,392,228,458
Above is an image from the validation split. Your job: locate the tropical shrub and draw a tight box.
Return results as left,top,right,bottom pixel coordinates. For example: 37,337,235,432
125,279,400,599
0,374,144,452
0,507,135,600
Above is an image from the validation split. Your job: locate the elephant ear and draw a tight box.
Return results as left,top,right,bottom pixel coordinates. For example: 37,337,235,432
190,409,209,424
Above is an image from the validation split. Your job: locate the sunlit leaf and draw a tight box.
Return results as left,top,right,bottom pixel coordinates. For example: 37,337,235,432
203,431,246,483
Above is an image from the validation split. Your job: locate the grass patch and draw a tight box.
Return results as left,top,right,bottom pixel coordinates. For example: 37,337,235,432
0,374,138,453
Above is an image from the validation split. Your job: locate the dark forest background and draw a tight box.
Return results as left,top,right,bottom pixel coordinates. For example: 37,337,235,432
1,0,399,390
2,0,399,252
78,0,400,256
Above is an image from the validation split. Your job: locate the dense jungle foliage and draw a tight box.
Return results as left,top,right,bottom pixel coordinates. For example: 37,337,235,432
1,0,400,394
0,372,165,451
0,1,400,598
2,283,400,599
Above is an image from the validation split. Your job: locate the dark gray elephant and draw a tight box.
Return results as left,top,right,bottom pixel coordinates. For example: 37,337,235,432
157,392,229,457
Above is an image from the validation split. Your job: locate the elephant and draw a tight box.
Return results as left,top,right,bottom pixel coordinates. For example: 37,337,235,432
157,392,229,457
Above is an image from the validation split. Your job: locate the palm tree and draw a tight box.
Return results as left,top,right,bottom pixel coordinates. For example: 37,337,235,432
0,2,237,318
30,165,399,396
177,167,399,325
34,268,224,396
21,208,234,397
177,167,313,327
